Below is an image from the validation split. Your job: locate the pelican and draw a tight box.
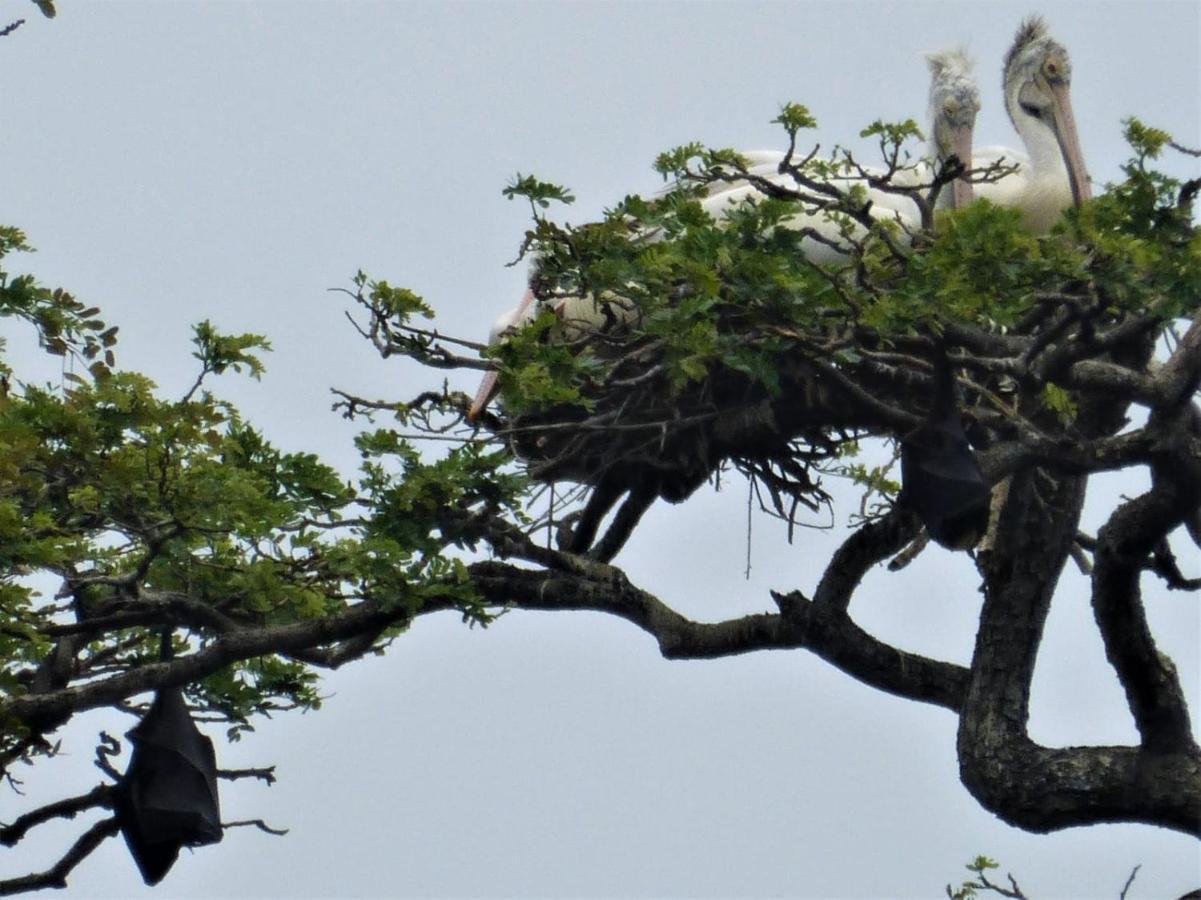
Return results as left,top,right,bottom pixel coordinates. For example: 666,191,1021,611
973,16,1090,232
467,48,980,421
698,47,980,240
467,281,535,422
466,267,640,421
919,48,980,211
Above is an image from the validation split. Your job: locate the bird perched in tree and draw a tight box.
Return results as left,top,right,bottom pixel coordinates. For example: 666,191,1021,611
973,16,1090,232
695,46,981,232
467,49,979,423
920,48,981,211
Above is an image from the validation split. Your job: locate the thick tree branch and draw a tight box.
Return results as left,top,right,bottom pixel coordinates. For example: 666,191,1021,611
960,423,1201,835
1092,410,1201,753
3,599,414,729
1153,311,1201,408
470,507,970,712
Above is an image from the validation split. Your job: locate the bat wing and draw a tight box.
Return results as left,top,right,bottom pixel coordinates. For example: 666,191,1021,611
900,417,990,550
118,688,222,886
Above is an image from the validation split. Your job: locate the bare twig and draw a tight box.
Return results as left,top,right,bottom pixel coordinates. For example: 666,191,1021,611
222,818,289,837
1118,864,1141,900
217,765,277,785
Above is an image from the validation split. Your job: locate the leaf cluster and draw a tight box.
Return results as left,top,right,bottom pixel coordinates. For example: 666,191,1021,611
0,229,118,379
0,262,525,754
380,108,1199,540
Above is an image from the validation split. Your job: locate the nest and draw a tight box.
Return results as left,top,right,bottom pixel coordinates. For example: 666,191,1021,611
488,319,927,559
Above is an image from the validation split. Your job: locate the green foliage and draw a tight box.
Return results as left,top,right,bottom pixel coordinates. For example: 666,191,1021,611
503,174,576,215
772,102,818,135
0,244,524,748
860,117,924,146
404,112,1199,447
5,106,1198,767
869,201,1047,332
477,309,605,415
192,320,270,381
946,856,1003,900
353,270,433,325
1070,119,1201,321
373,110,1200,546
0,229,117,378
1123,118,1173,162
838,458,901,500
653,143,714,182
356,429,524,553
1040,384,1077,425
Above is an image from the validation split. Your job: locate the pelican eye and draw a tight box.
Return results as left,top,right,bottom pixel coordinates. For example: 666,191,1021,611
1042,57,1066,81
1020,102,1043,120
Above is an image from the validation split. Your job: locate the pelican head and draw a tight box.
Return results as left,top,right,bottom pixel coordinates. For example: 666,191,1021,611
1002,16,1090,206
926,48,980,209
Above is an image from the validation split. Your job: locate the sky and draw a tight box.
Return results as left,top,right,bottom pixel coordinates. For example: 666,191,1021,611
1,1,1199,897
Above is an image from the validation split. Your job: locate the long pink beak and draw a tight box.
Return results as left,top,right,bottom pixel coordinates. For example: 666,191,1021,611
950,122,975,209
1049,80,1090,206
466,289,537,422
467,373,501,423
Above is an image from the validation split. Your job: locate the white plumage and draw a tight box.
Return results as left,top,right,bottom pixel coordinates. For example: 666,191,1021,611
467,47,981,420
973,17,1090,233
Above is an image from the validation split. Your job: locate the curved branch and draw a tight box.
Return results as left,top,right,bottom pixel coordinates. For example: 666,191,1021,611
959,463,1201,836
1092,411,1201,753
0,816,120,897
0,784,114,847
470,507,969,712
1153,310,1201,408
2,598,414,728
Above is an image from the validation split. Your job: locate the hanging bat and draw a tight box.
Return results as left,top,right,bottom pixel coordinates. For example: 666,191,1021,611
899,349,990,550
117,687,223,886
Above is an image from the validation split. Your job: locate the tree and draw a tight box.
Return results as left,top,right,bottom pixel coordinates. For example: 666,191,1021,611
0,105,1197,892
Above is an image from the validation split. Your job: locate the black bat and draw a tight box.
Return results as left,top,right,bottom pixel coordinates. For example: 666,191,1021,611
117,687,223,886
899,349,991,550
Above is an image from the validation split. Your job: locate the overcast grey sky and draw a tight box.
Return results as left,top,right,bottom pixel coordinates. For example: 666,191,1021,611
1,2,1199,898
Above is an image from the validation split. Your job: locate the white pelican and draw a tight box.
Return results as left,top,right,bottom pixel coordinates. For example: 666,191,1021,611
467,49,980,421
697,47,980,243
466,269,639,421
973,16,1090,232
920,48,980,211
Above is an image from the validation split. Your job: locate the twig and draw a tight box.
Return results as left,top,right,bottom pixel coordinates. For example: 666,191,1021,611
223,818,289,837
1118,864,1141,900
218,765,277,785
95,733,123,780
0,816,120,896
0,784,115,846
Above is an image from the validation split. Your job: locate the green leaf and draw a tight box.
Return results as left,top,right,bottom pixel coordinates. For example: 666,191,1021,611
503,174,576,210
773,102,818,134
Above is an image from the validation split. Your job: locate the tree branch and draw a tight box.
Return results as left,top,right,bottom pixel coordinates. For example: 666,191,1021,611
0,784,114,847
2,599,415,729
470,507,970,712
1092,411,1200,753
0,816,120,896
960,443,1201,836
222,818,289,837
